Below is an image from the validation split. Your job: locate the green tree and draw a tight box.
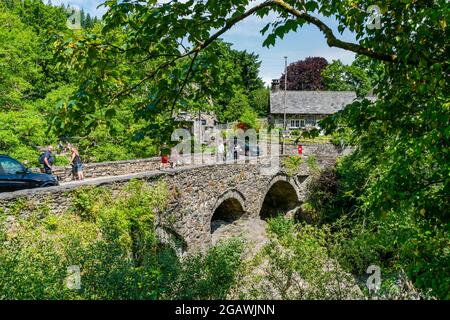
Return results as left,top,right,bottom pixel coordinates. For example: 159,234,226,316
221,89,251,123
55,33,264,135
250,87,269,116
239,106,258,129
0,9,40,109
321,60,372,97
351,54,385,89
0,1,157,164
58,0,446,297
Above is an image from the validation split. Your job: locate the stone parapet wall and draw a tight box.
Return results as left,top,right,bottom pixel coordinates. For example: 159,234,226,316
31,143,352,183
283,143,354,157
50,157,162,183
0,157,309,251
43,154,210,183
1,144,353,251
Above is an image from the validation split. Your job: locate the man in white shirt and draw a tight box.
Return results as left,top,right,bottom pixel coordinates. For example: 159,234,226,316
217,141,225,163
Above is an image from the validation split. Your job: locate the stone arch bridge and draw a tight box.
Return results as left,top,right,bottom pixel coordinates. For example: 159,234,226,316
0,146,349,252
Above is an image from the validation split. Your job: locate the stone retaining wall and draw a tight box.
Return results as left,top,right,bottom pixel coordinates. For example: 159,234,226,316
0,144,352,251
0,158,310,251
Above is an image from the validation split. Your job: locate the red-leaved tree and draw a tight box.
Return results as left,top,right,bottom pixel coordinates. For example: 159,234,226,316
280,57,328,90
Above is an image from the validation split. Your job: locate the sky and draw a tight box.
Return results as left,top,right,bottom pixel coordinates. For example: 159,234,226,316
51,0,357,85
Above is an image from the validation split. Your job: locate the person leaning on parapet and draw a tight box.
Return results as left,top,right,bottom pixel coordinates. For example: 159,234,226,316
70,145,84,181
39,145,55,175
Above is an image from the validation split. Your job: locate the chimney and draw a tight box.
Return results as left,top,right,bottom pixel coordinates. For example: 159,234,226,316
271,79,280,93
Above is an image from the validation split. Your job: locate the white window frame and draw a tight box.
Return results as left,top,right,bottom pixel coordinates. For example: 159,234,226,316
289,119,306,129
305,115,318,127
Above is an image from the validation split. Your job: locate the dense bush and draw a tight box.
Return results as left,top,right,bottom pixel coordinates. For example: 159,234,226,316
238,216,361,300
331,211,449,299
236,213,444,300
304,154,449,299
167,238,244,300
0,180,244,300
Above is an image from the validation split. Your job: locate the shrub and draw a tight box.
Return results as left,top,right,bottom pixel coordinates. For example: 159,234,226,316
0,180,171,300
332,211,449,299
69,186,112,222
282,155,303,177
241,216,361,300
0,180,249,300
169,238,245,300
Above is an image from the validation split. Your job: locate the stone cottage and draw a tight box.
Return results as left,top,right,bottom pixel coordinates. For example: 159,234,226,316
174,111,218,143
268,79,358,130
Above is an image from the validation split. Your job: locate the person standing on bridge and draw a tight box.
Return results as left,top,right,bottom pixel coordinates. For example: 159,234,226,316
233,142,242,161
70,145,84,181
160,143,171,170
39,145,55,175
170,145,179,169
217,140,225,163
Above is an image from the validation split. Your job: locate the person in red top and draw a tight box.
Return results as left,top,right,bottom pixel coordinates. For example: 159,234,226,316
160,143,170,170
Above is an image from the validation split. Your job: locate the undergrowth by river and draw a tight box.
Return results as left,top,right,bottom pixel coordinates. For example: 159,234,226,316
0,178,448,300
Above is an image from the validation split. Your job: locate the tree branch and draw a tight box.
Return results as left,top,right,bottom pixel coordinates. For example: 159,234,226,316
271,0,399,63
108,0,407,106
188,0,401,64
170,50,199,116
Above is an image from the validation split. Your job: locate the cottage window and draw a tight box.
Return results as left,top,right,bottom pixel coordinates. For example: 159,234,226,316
290,119,305,128
290,119,299,128
306,117,317,127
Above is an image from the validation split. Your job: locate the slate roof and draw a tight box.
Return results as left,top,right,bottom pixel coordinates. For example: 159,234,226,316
174,111,217,123
270,91,358,115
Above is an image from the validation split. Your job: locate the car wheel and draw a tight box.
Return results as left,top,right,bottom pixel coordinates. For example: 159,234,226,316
41,183,56,188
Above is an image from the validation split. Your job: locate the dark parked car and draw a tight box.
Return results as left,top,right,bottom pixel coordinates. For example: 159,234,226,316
245,144,262,156
0,155,59,193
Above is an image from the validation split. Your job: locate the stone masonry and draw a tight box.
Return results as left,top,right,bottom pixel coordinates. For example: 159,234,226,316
1,144,351,252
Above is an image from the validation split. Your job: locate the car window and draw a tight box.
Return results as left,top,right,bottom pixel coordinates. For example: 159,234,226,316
0,158,24,175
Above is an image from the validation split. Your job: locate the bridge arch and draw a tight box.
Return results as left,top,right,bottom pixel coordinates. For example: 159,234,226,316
211,190,246,233
259,175,301,220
